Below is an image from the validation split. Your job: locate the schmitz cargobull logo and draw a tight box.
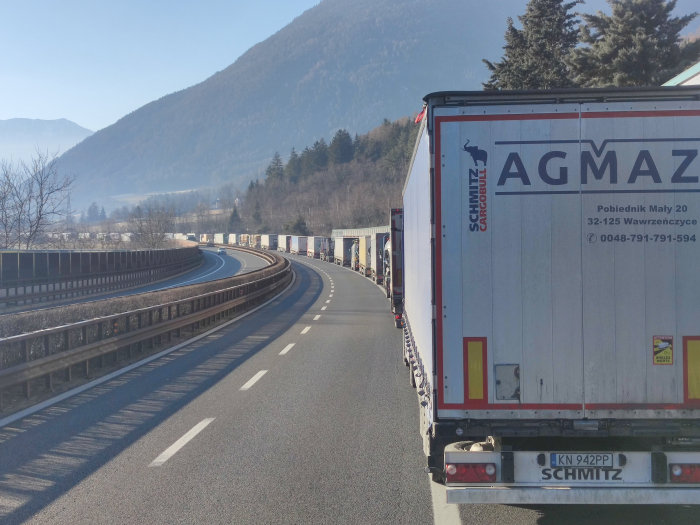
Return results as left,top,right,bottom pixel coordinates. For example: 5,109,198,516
464,140,488,232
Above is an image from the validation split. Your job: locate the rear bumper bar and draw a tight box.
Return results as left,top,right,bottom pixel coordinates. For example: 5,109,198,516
446,486,700,505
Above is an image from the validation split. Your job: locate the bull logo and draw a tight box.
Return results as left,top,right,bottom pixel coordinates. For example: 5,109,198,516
464,140,487,166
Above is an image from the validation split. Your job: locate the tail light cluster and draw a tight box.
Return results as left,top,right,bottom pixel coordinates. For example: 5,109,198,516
445,463,497,483
669,464,700,483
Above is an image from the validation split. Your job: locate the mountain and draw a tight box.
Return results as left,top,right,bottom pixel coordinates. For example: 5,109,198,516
54,0,520,210
0,118,92,165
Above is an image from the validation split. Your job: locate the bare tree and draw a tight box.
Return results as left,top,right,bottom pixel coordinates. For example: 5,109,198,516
0,152,73,249
129,204,174,249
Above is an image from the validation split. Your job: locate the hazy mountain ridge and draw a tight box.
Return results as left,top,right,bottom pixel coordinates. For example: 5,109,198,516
56,0,511,210
0,118,92,163
53,0,700,211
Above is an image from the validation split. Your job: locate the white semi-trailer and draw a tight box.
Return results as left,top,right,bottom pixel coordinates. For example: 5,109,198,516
261,234,278,250
291,236,308,255
403,88,700,505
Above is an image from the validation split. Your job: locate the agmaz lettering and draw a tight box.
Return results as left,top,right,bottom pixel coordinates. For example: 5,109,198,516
497,149,698,186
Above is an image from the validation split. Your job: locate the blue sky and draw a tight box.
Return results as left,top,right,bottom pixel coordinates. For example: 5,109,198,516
1,0,698,132
0,1,320,131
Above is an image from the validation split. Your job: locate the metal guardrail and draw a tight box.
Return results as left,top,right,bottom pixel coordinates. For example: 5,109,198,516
0,249,291,410
0,246,202,308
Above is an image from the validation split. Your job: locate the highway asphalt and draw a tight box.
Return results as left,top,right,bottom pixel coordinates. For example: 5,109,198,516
1,255,699,524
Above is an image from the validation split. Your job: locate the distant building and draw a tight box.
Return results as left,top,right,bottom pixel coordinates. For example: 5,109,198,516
663,61,700,86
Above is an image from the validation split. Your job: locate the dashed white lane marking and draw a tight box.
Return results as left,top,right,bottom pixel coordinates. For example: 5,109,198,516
301,326,311,335
149,418,215,467
329,294,334,298
313,314,321,321
279,343,295,355
325,300,331,303
321,306,327,311
239,370,268,391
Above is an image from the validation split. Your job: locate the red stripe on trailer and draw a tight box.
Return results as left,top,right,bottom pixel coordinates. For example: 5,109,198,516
434,109,700,412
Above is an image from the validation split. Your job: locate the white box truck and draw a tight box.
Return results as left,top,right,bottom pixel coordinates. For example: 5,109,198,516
403,88,700,505
334,237,356,266
261,234,278,250
291,236,307,255
307,236,324,258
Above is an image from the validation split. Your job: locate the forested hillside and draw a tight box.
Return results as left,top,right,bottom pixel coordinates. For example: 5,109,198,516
237,118,419,234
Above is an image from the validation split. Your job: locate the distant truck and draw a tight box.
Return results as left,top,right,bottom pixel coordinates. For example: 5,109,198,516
358,236,371,276
277,235,291,253
290,236,308,255
261,234,278,251
320,237,334,262
384,208,403,327
402,88,700,505
333,237,356,266
306,236,327,258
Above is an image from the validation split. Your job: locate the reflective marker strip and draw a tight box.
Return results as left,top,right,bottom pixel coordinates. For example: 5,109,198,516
464,338,487,404
686,338,700,400
149,418,215,467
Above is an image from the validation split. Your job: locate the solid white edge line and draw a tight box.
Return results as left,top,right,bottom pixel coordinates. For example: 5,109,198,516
279,343,295,355
0,270,297,429
240,370,268,391
301,326,311,334
430,476,462,524
149,417,215,467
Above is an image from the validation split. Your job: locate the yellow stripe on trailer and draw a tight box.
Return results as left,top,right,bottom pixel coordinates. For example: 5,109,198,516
467,339,484,401
687,338,700,401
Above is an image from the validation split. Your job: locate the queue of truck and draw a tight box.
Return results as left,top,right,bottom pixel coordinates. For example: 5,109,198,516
198,86,700,505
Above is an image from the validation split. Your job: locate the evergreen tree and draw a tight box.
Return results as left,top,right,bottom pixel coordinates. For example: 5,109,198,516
329,129,354,164
228,205,241,231
265,152,284,181
284,148,302,183
483,0,581,90
86,202,100,222
284,215,310,235
569,0,700,87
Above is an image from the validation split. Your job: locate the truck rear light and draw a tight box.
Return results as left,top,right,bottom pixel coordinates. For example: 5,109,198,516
669,464,700,483
445,463,496,483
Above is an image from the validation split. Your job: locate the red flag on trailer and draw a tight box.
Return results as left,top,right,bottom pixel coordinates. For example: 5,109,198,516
414,107,426,123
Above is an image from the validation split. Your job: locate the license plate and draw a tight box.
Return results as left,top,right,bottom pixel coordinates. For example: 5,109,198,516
550,453,613,468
